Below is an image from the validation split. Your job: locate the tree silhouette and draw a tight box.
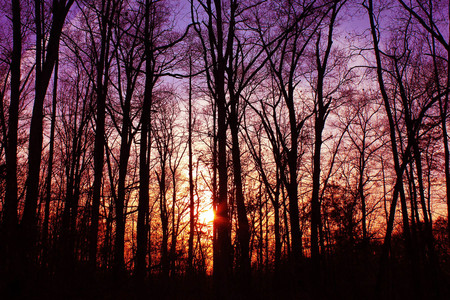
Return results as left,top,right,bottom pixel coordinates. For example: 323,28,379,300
0,0,449,299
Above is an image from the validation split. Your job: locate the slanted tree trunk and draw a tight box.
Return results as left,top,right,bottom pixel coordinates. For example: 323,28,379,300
397,0,450,252
42,53,59,268
22,0,74,261
366,1,417,295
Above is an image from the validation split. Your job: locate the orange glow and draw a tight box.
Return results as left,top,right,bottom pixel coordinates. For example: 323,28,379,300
199,206,215,225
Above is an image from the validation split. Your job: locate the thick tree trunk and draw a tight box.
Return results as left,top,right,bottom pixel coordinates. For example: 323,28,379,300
366,1,418,295
209,0,231,290
114,92,132,277
90,85,106,270
135,0,153,279
3,0,21,274
215,72,230,289
285,96,303,262
229,95,251,280
22,0,73,259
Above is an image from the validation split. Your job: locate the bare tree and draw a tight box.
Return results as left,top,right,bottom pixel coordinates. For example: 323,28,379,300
191,0,232,289
256,0,321,265
365,0,421,295
82,0,119,270
41,52,59,267
344,92,385,250
397,0,450,248
108,1,144,277
3,0,22,274
309,1,348,282
21,0,74,261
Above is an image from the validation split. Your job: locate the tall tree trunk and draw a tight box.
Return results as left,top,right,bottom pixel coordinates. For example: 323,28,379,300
430,1,450,248
188,56,195,274
225,0,251,283
282,186,291,259
22,0,74,260
114,92,132,277
135,0,153,279
89,0,114,270
159,166,169,277
3,0,21,274
42,54,59,268
310,5,336,281
439,40,450,248
359,145,367,249
208,0,231,290
366,1,417,295
285,96,303,263
229,93,251,280
170,171,177,277
446,3,450,248
311,114,324,271
397,0,450,252
258,183,263,271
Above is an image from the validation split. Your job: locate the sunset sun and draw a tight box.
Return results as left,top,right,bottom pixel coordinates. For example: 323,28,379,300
199,207,215,224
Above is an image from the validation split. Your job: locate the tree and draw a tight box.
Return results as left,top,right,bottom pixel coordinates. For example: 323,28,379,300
41,52,58,267
397,0,450,249
187,54,195,274
83,0,118,270
2,0,22,274
365,0,423,295
309,0,348,282
136,0,188,278
191,0,232,289
256,0,319,265
344,92,385,250
135,0,153,279
21,0,74,262
108,1,144,276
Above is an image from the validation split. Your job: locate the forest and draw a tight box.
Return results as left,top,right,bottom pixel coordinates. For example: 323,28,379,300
0,0,449,299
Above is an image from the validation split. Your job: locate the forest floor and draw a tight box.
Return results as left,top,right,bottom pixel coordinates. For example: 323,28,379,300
2,257,450,300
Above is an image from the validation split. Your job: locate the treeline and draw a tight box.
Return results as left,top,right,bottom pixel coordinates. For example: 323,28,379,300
0,0,449,299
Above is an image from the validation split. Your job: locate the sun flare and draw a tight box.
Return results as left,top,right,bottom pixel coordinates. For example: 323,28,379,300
199,207,215,224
